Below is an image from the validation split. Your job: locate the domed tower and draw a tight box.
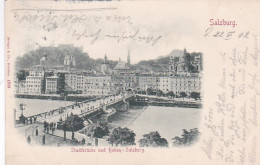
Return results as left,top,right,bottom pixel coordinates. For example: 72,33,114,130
40,54,48,65
40,57,46,65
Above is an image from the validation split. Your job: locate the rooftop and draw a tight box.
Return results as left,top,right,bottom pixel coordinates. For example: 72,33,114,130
114,61,130,70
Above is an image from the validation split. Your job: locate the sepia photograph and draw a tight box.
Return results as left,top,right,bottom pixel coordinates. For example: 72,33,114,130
5,1,260,165
14,44,203,148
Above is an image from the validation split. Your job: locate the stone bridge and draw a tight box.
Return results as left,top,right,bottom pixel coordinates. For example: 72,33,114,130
16,94,136,125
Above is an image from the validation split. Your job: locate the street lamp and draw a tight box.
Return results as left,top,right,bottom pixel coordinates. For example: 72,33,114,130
59,106,63,121
19,103,26,117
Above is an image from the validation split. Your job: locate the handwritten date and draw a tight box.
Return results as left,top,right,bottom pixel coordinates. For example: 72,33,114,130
204,27,250,40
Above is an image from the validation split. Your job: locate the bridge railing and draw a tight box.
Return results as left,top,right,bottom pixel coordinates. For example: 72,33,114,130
21,94,135,123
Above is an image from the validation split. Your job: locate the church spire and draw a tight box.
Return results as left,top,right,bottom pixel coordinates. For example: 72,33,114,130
104,54,108,64
127,49,130,65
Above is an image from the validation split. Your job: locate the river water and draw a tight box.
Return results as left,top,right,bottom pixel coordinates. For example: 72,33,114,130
15,98,201,145
109,106,201,145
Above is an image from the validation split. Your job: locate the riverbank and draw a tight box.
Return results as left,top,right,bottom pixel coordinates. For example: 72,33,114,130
134,94,202,108
108,106,148,129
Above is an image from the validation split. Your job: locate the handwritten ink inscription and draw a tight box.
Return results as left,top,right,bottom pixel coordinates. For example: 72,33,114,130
12,10,162,46
202,30,259,164
204,27,250,40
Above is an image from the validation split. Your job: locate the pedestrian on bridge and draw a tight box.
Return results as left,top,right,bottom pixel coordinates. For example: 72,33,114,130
50,122,53,130
34,116,37,123
42,135,45,145
36,128,38,136
43,121,47,132
47,126,49,134
52,127,55,134
27,136,31,144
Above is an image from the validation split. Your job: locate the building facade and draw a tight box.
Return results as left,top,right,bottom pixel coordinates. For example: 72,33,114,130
17,80,28,94
84,76,113,95
170,76,201,96
45,76,59,94
26,65,45,94
138,73,157,91
157,76,171,93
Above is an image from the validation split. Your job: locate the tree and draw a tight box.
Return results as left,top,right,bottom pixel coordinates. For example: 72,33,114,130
172,128,200,147
138,131,168,147
92,123,110,138
156,90,163,97
107,127,136,147
190,92,200,100
180,92,187,99
166,91,175,98
16,70,29,81
147,87,156,95
66,114,84,132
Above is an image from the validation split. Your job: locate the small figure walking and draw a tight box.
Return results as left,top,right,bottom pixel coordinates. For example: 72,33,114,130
27,136,31,144
42,135,45,145
43,121,47,132
52,127,55,134
35,128,38,136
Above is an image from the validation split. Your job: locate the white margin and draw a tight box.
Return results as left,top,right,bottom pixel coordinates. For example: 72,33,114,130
0,0,5,164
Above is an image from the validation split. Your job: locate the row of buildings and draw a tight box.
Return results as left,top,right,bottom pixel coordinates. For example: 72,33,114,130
15,48,202,97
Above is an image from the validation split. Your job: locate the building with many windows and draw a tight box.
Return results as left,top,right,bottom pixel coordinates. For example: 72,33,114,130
65,74,77,91
26,65,45,94
15,47,202,97
17,80,28,94
170,75,201,96
84,76,112,96
138,73,157,91
157,76,171,93
45,76,59,94
122,72,138,91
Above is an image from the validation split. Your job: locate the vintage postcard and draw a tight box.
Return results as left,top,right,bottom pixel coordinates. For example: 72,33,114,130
4,0,260,165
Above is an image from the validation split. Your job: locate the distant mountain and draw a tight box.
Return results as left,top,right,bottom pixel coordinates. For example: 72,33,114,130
156,49,184,59
15,45,118,72
16,46,202,73
134,49,184,72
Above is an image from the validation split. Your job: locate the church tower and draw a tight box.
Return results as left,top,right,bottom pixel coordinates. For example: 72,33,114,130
169,56,175,73
64,49,76,67
101,54,110,75
64,49,71,66
72,55,76,67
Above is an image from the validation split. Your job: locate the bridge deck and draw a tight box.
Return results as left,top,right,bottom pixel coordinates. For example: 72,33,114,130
20,94,134,124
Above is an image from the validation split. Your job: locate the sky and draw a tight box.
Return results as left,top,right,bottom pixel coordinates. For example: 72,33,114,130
9,1,208,64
